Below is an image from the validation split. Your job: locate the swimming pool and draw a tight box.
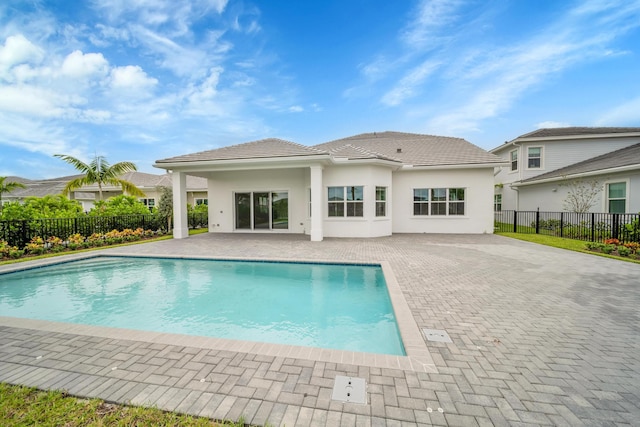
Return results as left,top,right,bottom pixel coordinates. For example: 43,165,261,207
0,256,405,355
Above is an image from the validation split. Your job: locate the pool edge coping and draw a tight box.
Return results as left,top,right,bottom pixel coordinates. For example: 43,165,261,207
0,252,436,373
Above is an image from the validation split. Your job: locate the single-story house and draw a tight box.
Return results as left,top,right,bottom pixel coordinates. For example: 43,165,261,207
153,131,506,241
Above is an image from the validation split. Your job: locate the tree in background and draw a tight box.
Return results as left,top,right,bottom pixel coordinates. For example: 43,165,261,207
157,186,173,231
0,195,83,220
88,195,150,216
561,178,603,213
0,176,26,212
53,154,145,201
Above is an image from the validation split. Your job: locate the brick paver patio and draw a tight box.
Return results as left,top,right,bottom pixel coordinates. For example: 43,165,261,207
1,233,639,426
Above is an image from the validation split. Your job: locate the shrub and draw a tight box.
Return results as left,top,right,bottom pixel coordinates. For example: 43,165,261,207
25,237,45,255
0,239,10,258
623,242,640,254
604,238,621,246
601,244,615,254
9,247,24,258
617,246,631,257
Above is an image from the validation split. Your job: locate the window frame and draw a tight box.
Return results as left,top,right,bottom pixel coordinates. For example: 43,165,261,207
510,149,518,172
139,198,155,212
375,186,387,217
327,186,364,218
526,146,543,170
413,188,466,217
605,181,628,214
494,194,502,212
194,198,208,206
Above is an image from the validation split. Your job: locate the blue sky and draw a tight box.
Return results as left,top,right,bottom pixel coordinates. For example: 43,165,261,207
1,0,640,179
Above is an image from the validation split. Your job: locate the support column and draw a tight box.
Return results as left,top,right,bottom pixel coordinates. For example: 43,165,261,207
172,171,189,239
310,165,323,242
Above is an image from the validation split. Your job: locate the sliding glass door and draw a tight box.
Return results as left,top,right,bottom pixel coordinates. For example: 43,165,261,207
234,191,288,230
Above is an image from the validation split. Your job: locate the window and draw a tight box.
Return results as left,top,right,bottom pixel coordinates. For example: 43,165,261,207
328,186,363,217
510,150,518,171
413,189,429,215
607,182,626,213
376,187,386,217
527,147,542,169
140,198,155,211
494,194,502,212
195,198,208,205
413,188,466,216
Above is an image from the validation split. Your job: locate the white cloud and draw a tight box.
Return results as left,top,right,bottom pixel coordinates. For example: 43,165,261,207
61,50,109,79
596,96,640,125
288,105,303,113
110,65,158,90
537,121,571,129
401,0,465,49
0,34,44,69
381,59,440,106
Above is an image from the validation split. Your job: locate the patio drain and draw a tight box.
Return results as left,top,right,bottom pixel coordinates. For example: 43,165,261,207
331,375,367,404
422,328,453,343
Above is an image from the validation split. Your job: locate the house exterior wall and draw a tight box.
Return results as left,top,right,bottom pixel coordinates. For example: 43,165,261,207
206,168,308,234
493,136,640,211
321,164,393,238
513,170,640,213
391,168,495,234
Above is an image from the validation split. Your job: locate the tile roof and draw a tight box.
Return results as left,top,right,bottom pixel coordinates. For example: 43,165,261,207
4,175,84,199
156,138,327,163
314,131,504,166
522,142,640,183
516,127,640,139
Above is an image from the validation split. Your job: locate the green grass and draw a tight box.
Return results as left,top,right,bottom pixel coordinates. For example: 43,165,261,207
496,232,640,264
0,383,245,427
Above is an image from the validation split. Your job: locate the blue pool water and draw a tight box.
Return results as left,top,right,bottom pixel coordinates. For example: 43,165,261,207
0,256,405,355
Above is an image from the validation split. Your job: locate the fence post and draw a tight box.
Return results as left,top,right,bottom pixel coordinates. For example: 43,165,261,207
612,214,619,240
560,212,564,238
535,209,540,234
591,213,595,242
21,220,28,248
513,210,517,233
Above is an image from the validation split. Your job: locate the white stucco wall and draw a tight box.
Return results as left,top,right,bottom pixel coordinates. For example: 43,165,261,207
206,168,308,234
321,164,393,238
392,168,495,234
516,170,640,213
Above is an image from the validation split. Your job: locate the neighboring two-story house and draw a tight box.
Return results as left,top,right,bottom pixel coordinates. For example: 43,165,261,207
490,127,640,213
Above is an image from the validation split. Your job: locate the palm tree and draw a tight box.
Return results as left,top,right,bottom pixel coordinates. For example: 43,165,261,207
54,154,145,201
0,176,27,213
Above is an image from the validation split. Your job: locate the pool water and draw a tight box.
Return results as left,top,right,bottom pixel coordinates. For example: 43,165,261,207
0,256,405,355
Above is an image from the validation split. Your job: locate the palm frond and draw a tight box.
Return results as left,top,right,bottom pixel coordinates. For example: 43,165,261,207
110,178,146,197
53,154,93,175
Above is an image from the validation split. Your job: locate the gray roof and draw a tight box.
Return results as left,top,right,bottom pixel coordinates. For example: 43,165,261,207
517,127,640,139
4,175,84,199
314,132,504,166
522,142,640,183
156,138,326,163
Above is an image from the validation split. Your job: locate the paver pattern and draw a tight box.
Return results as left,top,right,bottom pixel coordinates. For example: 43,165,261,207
1,233,639,426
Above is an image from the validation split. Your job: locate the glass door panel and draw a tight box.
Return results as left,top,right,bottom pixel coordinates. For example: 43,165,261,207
271,192,288,229
235,193,251,229
253,192,270,229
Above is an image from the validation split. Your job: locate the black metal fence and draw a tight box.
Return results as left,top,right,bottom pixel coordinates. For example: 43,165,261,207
0,213,208,248
495,210,640,243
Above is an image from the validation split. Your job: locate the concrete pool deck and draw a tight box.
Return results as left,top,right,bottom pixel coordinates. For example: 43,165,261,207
1,233,639,425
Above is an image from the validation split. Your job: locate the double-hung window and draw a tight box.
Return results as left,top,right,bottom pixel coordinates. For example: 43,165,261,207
195,198,208,206
494,194,502,212
607,182,626,213
413,188,466,216
375,187,387,217
140,198,155,211
510,150,518,171
328,186,364,217
527,147,542,169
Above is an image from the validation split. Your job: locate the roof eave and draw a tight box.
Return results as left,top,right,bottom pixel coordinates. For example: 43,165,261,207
401,161,508,170
513,163,640,187
153,154,333,171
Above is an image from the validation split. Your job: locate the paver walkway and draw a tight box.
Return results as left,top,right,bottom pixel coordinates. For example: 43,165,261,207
1,233,639,426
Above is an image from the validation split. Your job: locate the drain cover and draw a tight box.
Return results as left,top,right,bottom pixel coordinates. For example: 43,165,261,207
422,328,453,343
331,375,367,404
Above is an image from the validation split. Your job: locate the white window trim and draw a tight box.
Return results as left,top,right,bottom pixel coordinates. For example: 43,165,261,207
411,187,467,217
509,149,519,173
525,146,544,170
327,185,365,219
375,186,387,218
603,179,630,213
194,198,208,206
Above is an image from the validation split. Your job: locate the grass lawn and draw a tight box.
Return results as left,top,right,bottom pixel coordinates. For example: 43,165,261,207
497,232,640,264
0,383,244,426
